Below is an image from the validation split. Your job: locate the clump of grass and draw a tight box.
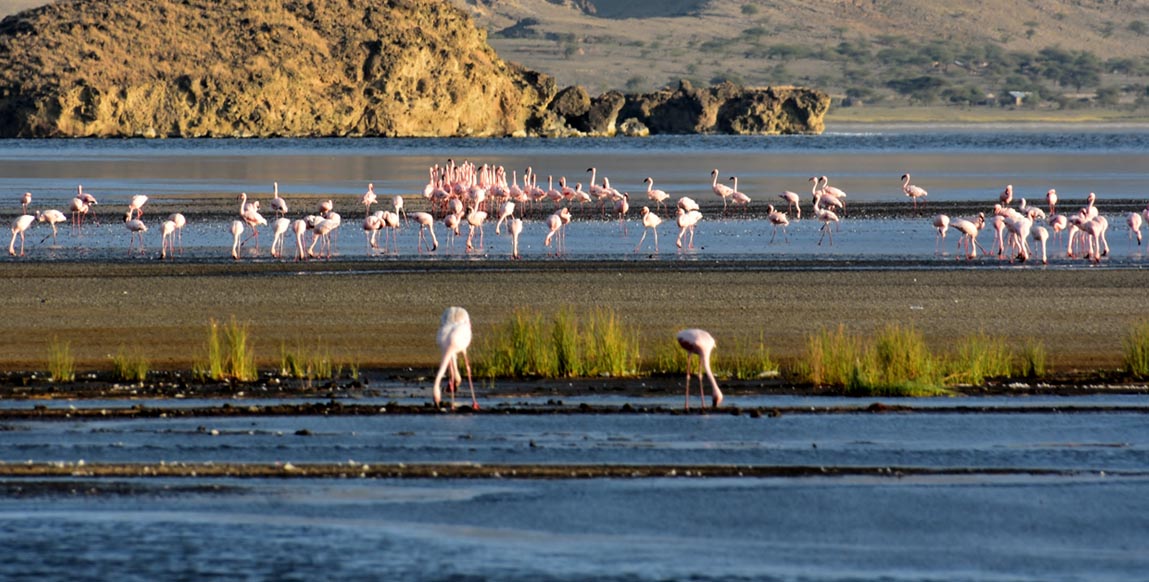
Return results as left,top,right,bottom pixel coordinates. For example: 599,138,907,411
1123,320,1149,379
476,306,639,378
198,317,257,382
946,332,1012,386
280,341,340,383
111,347,149,383
47,337,75,383
805,324,864,387
719,333,778,380
643,338,687,375
1016,339,1047,379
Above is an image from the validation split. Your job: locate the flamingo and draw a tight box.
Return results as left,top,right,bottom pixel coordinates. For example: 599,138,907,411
931,214,950,254
20,192,31,214
124,211,148,255
1033,225,1050,264
319,199,334,215
270,217,291,258
766,204,789,243
76,185,99,226
1046,188,1058,216
465,207,488,252
901,173,928,211
675,208,702,249
268,182,288,217
292,219,308,261
615,193,630,235
160,219,177,260
393,194,408,225
8,213,36,256
949,214,988,259
509,217,524,259
710,169,733,211
728,177,750,213
127,194,148,219
494,200,514,234
433,306,478,409
169,213,187,254
1000,184,1014,207
36,209,67,246
543,212,563,254
361,183,378,215
69,195,90,232
1128,212,1143,246
810,176,844,221
381,210,400,253
779,190,801,220
634,206,662,253
677,196,700,213
308,215,340,259
444,213,461,252
644,177,669,213
238,193,268,250
412,211,439,253
229,220,245,260
815,206,839,246
676,328,723,411
363,211,384,253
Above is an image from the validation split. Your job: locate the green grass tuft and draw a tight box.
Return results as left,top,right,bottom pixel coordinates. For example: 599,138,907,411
946,332,1012,386
1017,339,1048,379
111,347,150,383
719,333,778,380
476,306,640,378
1124,321,1149,379
199,317,258,382
47,337,75,383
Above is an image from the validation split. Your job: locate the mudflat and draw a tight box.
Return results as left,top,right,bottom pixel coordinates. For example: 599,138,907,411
1,260,1143,373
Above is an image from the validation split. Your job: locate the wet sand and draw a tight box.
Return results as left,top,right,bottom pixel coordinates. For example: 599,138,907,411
1,260,1146,374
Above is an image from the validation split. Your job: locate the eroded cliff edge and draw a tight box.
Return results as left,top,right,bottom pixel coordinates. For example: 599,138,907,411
0,0,828,137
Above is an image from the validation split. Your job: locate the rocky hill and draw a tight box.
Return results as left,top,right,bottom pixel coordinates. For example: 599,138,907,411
0,0,827,137
0,0,554,137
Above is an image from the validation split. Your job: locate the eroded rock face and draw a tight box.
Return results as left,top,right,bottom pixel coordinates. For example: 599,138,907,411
0,0,552,137
0,1,828,137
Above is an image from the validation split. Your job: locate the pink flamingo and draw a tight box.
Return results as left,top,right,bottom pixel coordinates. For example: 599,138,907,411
676,328,724,411
443,213,461,252
815,206,839,246
677,196,699,213
728,176,750,214
509,217,523,259
901,173,928,211
494,200,514,234
675,208,702,249
1046,188,1058,216
1000,184,1014,207
270,217,291,258
644,177,669,213
268,182,288,218
20,192,31,214
615,193,630,235
8,213,36,256
634,206,662,253
127,194,148,220
238,193,268,250
412,212,439,253
229,220,245,260
710,169,733,211
766,204,789,244
69,195,90,233
308,215,340,259
124,211,148,255
949,214,988,259
1128,212,1143,246
361,183,378,216
1033,225,1050,264
169,213,187,254
543,212,563,254
363,211,384,254
931,214,950,254
160,219,177,260
465,207,488,252
292,219,308,261
433,306,478,409
36,209,67,246
779,190,801,220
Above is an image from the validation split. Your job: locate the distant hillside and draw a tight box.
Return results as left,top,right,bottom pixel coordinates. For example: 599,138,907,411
455,0,1149,111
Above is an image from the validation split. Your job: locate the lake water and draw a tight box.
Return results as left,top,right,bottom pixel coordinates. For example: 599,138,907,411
3,128,1149,580
4,129,1149,265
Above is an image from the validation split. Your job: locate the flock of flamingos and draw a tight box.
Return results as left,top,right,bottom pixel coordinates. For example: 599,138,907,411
6,160,1144,264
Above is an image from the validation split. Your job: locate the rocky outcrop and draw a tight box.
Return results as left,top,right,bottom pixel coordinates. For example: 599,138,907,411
0,0,553,138
0,0,827,137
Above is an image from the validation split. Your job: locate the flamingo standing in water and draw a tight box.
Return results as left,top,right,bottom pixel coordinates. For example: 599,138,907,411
543,212,563,255
676,328,724,411
8,213,36,256
815,206,839,246
494,200,514,234
931,214,950,254
127,194,148,219
229,220,245,260
644,177,669,213
160,218,177,260
766,204,789,243
363,211,384,254
292,219,308,261
238,193,268,250
901,173,928,211
20,192,31,214
270,217,291,258
124,211,148,255
634,206,662,253
36,209,67,246
728,176,750,214
710,169,733,211
465,206,488,252
433,306,479,409
70,195,90,233
1046,189,1058,216
268,182,288,218
1033,225,1050,264
1000,184,1014,207
779,190,801,220
168,213,187,254
393,194,408,225
615,193,630,235
1127,211,1143,246
509,217,523,259
676,208,702,249
361,183,377,216
412,212,439,253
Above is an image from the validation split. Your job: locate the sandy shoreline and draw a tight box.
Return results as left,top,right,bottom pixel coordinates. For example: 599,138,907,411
1,260,1146,374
